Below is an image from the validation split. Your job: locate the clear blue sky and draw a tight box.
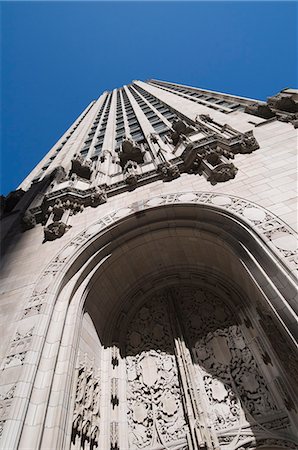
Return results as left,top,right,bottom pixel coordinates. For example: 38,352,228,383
1,1,297,195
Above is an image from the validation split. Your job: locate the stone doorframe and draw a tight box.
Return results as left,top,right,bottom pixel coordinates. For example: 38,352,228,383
1,191,297,450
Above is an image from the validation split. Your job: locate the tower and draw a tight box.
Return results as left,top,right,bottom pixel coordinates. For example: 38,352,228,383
0,80,297,450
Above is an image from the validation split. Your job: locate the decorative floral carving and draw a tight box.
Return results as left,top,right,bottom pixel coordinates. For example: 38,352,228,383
125,297,187,449
10,328,34,354
177,286,280,436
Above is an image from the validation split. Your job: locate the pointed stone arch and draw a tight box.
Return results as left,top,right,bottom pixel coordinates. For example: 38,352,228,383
4,192,297,450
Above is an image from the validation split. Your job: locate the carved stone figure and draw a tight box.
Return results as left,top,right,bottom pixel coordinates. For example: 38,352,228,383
158,162,180,181
123,160,139,186
170,119,195,145
44,221,70,241
71,154,93,179
90,186,107,207
207,162,238,184
119,139,145,168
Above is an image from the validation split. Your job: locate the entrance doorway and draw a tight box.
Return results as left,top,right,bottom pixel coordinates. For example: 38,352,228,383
123,284,283,450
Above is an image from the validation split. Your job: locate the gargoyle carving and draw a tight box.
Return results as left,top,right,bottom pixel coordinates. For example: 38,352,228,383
158,162,180,181
123,160,139,186
170,120,195,146
71,154,93,180
90,186,107,207
44,221,71,242
118,138,145,168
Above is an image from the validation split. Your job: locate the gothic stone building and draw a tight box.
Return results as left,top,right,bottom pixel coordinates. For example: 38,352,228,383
0,80,297,450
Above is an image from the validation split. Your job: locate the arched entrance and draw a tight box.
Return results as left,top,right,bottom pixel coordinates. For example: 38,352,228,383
14,193,297,450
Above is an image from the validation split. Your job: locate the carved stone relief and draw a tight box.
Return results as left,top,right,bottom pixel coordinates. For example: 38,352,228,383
123,160,140,186
123,286,295,449
245,89,298,127
177,287,278,430
71,154,93,180
125,297,188,449
0,384,16,437
71,363,101,450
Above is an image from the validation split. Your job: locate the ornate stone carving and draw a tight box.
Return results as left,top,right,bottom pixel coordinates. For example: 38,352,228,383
183,143,238,184
111,378,119,409
110,421,119,450
71,363,101,450
158,161,180,181
0,384,16,434
177,286,281,436
53,166,67,183
44,220,71,242
125,297,188,449
71,154,93,180
111,346,119,369
245,89,298,127
244,103,275,119
22,304,42,319
267,91,298,114
234,130,259,154
123,160,139,186
90,186,107,207
10,328,34,354
170,119,195,145
123,285,293,449
119,138,145,168
207,162,238,184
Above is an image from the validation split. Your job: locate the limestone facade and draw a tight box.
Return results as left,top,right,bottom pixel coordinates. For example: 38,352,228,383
0,80,297,450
